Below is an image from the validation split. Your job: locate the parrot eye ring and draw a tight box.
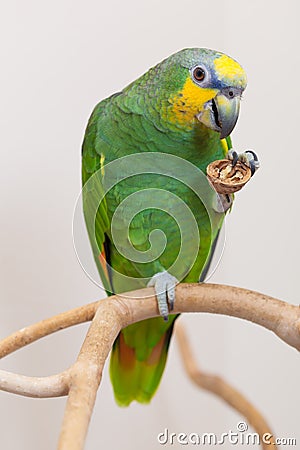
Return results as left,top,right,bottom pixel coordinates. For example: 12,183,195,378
193,66,206,82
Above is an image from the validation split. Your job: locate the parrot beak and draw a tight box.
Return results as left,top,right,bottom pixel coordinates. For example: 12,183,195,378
196,87,242,139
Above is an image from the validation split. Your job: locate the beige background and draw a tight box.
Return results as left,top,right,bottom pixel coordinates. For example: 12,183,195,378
1,0,299,448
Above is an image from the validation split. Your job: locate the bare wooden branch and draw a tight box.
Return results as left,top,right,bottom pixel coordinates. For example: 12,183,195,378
56,284,299,450
0,283,299,450
58,299,124,450
1,284,299,364
175,322,278,450
0,301,99,359
0,369,70,398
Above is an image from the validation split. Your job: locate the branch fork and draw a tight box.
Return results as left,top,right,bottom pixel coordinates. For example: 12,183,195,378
1,283,299,450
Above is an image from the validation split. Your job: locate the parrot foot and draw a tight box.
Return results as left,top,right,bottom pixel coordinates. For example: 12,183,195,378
212,192,233,213
147,271,178,322
227,149,260,176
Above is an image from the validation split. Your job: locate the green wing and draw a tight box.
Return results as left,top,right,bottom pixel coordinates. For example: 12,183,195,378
82,100,112,294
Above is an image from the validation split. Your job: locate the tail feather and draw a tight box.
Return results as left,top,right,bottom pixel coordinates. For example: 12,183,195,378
109,319,176,406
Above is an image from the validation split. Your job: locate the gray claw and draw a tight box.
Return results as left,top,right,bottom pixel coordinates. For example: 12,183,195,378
249,159,257,176
227,148,260,176
166,281,175,311
147,271,178,320
245,150,259,161
245,150,260,176
227,149,238,166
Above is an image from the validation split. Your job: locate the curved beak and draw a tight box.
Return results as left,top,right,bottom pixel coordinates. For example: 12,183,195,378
196,87,242,139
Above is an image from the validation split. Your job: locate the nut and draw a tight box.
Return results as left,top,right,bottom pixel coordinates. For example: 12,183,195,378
206,159,252,194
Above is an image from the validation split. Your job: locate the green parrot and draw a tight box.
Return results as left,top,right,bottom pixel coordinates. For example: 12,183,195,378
81,48,257,406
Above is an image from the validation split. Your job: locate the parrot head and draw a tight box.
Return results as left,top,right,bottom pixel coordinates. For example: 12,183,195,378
144,48,247,137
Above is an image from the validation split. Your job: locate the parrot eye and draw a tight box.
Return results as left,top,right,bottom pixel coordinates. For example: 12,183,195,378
193,67,206,82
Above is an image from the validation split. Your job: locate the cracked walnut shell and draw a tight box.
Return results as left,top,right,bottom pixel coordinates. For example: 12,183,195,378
206,159,252,194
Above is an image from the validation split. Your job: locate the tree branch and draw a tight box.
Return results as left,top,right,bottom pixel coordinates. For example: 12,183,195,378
58,300,122,449
0,369,70,398
175,322,278,450
0,301,99,359
1,284,299,363
0,283,299,450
